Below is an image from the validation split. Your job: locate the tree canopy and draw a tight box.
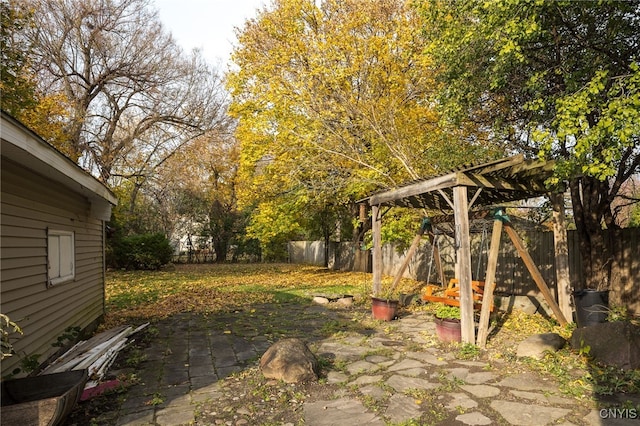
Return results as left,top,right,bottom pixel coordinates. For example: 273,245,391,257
418,0,640,289
228,0,500,253
16,0,231,185
2,0,241,255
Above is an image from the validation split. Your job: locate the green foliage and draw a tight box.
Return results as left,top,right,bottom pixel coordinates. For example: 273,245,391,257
589,364,640,395
434,304,461,320
629,203,640,228
146,392,165,406
109,233,174,270
0,2,37,116
380,209,423,251
1,313,22,361
361,208,423,251
418,0,640,289
109,183,167,237
606,305,632,322
457,343,480,360
19,353,41,374
0,2,72,152
52,326,81,348
524,349,640,397
245,200,303,261
229,0,497,251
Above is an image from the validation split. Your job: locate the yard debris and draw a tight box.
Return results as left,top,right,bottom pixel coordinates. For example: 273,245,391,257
40,323,148,394
312,294,354,307
80,379,121,401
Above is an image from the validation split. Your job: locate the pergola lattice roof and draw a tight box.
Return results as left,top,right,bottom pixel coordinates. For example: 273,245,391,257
363,154,555,210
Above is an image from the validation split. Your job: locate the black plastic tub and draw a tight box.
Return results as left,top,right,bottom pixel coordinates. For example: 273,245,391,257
573,289,609,327
1,369,88,426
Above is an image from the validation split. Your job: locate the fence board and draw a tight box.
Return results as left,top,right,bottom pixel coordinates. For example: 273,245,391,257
291,228,640,315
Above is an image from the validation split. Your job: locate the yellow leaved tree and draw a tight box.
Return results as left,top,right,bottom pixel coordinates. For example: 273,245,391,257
227,0,496,256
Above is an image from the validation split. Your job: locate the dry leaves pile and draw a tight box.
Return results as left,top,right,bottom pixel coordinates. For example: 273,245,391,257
103,264,390,329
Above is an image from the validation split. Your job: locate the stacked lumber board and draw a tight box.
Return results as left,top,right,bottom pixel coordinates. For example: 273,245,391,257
40,323,148,390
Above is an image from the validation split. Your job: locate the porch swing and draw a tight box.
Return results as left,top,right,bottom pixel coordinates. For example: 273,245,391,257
421,220,494,311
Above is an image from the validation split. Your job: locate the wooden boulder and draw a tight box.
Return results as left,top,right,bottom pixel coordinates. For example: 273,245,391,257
260,338,319,383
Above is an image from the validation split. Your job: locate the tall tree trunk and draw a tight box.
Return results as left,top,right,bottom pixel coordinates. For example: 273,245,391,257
323,229,330,268
570,176,618,290
213,238,228,263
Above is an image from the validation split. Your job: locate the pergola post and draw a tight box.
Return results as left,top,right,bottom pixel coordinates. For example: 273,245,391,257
372,204,382,296
551,193,573,323
453,186,475,344
476,209,504,348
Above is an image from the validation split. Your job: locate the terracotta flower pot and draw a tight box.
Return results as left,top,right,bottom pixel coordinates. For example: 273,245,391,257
371,297,399,321
434,316,462,342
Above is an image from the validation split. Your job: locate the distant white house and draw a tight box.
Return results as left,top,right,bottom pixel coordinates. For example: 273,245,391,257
1,111,117,376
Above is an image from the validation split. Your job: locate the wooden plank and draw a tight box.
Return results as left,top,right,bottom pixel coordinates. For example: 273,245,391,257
504,222,568,325
40,326,131,374
477,217,503,348
422,295,487,310
437,189,455,209
469,154,525,175
551,193,573,323
468,188,483,210
428,231,446,286
388,221,427,295
429,210,490,225
453,186,475,344
372,205,382,296
369,173,460,206
458,173,549,193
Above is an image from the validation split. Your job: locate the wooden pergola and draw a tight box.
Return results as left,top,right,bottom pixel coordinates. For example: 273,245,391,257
362,155,572,345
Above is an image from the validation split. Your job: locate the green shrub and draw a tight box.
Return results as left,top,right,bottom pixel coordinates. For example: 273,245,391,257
435,304,461,319
110,233,173,270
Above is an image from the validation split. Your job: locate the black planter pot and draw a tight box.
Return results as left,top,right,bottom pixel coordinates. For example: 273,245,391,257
573,289,609,327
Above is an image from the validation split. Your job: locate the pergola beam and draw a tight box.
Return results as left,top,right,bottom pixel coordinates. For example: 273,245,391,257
370,173,461,205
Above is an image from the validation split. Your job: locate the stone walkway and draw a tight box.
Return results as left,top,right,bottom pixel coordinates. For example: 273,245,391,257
69,303,637,426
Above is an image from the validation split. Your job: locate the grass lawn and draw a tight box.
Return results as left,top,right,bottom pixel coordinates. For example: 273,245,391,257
103,263,418,329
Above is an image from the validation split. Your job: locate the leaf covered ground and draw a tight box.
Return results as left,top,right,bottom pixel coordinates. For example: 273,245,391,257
64,264,639,425
102,263,419,329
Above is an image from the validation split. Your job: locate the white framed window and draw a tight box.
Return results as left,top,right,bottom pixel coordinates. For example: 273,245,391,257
48,229,75,286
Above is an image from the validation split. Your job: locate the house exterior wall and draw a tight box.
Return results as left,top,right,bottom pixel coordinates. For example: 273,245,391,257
1,157,105,376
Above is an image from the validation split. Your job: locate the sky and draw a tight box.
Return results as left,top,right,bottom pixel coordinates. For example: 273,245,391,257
154,0,267,68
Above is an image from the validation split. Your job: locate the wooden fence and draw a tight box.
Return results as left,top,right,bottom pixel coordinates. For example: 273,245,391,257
288,228,640,314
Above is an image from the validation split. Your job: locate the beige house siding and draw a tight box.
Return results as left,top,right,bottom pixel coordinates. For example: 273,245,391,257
1,156,106,376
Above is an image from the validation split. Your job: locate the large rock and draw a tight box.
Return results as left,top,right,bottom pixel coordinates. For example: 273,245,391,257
570,321,640,370
260,338,319,383
517,333,566,359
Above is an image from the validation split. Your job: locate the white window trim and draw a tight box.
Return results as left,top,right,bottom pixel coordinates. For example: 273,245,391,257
48,229,75,286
